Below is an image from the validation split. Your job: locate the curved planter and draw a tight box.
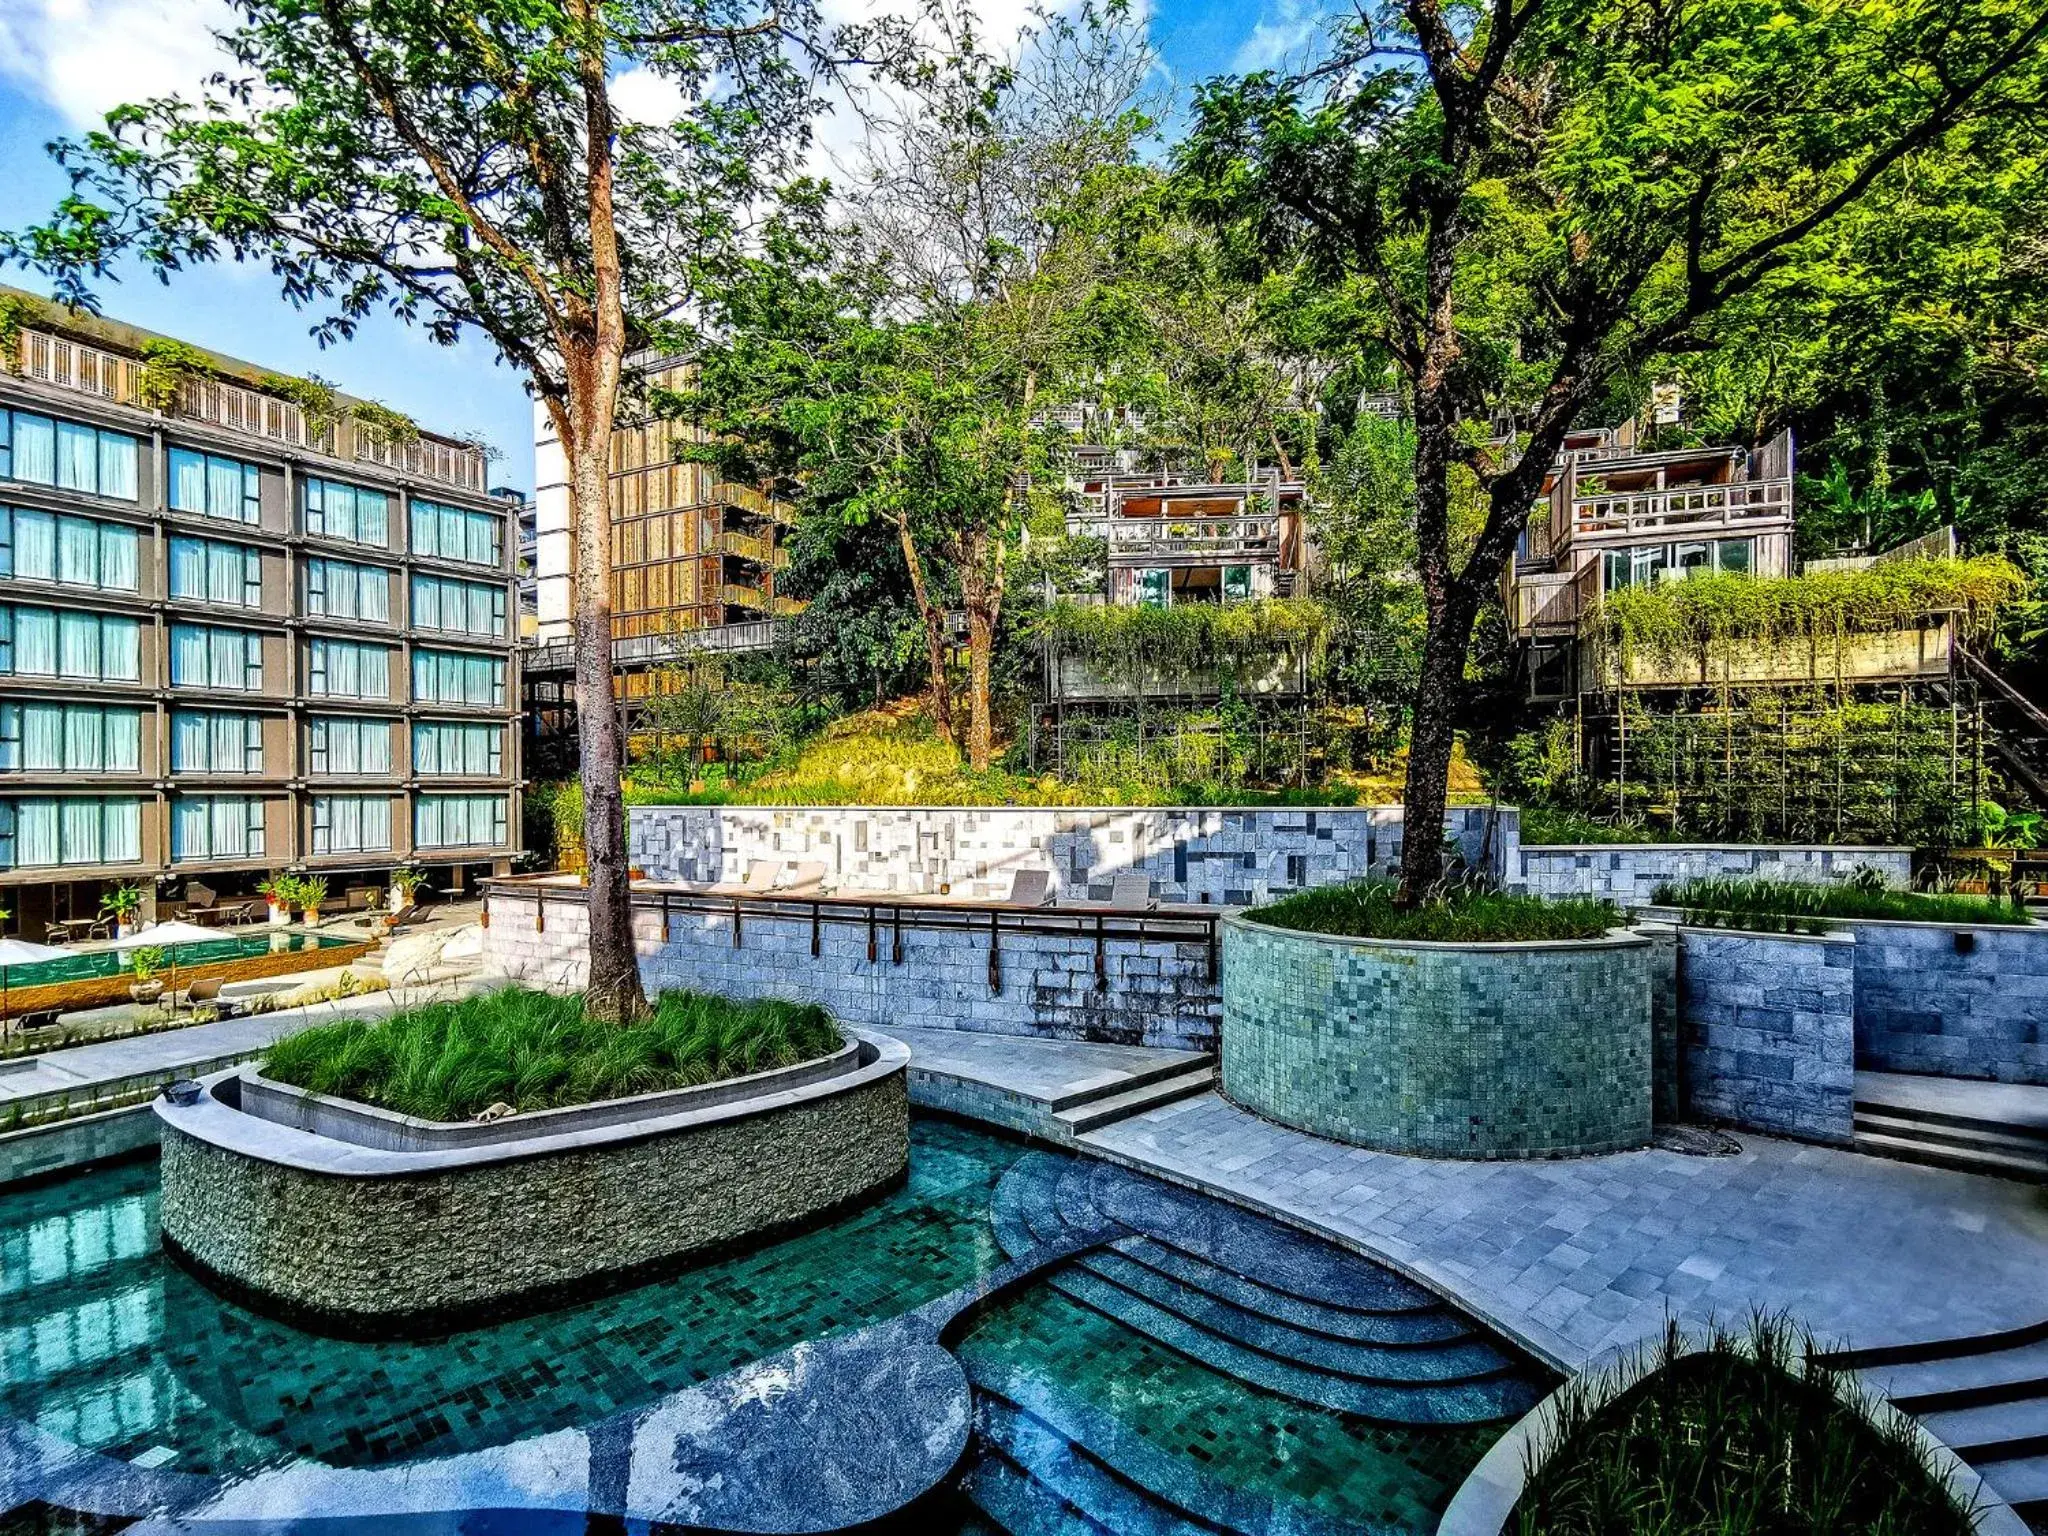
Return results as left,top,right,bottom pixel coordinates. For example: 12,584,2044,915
154,1029,910,1336
1220,915,1652,1159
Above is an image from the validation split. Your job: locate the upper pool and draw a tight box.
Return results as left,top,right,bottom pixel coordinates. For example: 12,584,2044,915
0,931,359,989
0,1118,1552,1533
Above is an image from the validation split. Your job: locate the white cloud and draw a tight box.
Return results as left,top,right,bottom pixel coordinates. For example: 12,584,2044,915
1231,0,1322,74
0,0,241,129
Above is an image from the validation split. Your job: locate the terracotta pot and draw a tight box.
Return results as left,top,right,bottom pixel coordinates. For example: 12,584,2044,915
303,907,322,928
130,980,163,1004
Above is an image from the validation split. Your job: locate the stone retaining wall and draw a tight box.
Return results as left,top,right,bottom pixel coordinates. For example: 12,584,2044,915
1219,916,1653,1158
483,891,1221,1051
627,804,1515,905
1849,921,2048,1085
1516,844,1910,905
1676,928,1856,1143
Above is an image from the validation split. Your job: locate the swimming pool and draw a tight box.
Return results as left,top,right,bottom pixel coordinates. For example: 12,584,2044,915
0,1118,1553,1532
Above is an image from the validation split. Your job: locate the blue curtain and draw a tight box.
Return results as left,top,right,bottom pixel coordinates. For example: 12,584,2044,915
171,798,208,860
14,510,55,582
102,800,140,863
172,711,208,771
22,704,63,770
169,449,207,513
11,414,56,486
15,801,58,866
58,516,99,586
103,617,139,681
101,525,138,591
171,625,208,687
98,433,137,501
62,707,100,771
59,611,101,679
56,422,98,493
61,798,101,863
104,711,140,773
207,457,243,520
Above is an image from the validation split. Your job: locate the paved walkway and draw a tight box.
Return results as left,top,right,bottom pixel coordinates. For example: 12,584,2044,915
1082,1092,2048,1372
1859,1068,2048,1133
892,1025,1212,1143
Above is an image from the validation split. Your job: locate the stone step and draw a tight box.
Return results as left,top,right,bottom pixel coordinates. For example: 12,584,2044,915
1055,1068,1216,1136
1917,1398,2048,1462
1874,1340,2048,1413
960,1450,1117,1536
1852,1110,2048,1163
1828,1316,2048,1373
1851,1130,2048,1185
1853,1081,2048,1147
1973,1453,2048,1514
975,1397,1220,1536
1043,1055,1219,1114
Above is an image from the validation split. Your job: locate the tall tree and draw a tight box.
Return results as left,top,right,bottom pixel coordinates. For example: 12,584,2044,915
1183,0,2048,898
5,0,897,1018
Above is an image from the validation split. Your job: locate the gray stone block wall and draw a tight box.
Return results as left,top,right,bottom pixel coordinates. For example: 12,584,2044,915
159,1070,909,1326
1517,844,1911,905
627,804,1515,906
1220,916,1653,1159
0,1103,159,1189
1678,929,1855,1143
484,893,1222,1051
1850,922,2048,1085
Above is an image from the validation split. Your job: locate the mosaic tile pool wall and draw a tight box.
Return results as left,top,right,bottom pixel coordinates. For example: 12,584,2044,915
1221,915,1655,1158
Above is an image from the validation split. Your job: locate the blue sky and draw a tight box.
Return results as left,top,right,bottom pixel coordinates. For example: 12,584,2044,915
0,0,1327,495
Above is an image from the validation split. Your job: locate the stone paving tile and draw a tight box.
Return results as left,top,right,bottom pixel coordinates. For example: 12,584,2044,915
1081,1092,2048,1372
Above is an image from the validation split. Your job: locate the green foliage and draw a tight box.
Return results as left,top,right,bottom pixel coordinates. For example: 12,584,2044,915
1517,1315,1975,1536
127,946,167,981
1517,808,1682,846
1599,557,2026,672
297,876,329,911
262,985,841,1121
98,884,144,921
524,779,587,865
0,293,41,373
1246,881,1622,943
134,337,214,410
258,372,341,435
1657,874,2032,930
1039,597,1327,675
348,399,419,447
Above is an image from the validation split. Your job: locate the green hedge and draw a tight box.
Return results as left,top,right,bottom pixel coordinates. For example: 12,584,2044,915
1038,596,1328,672
1245,881,1621,942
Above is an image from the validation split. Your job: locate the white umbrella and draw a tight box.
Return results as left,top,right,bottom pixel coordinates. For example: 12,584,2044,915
109,921,223,949
0,937,68,1039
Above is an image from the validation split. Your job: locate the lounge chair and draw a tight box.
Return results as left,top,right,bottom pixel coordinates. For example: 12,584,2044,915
1108,872,1156,910
1004,869,1054,907
173,976,227,1014
777,861,830,896
708,860,782,897
367,902,435,935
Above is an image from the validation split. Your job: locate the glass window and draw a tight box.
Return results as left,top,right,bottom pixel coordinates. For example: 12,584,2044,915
0,606,139,681
1716,538,1753,574
168,536,262,608
0,508,140,592
304,477,392,546
410,573,505,639
306,557,391,622
1136,569,1170,607
167,448,262,523
0,797,142,868
409,498,503,567
311,794,392,855
169,711,263,774
169,623,263,691
170,795,266,862
411,648,505,707
0,411,136,500
308,716,392,775
0,705,140,773
307,638,391,700
412,721,502,777
1222,564,1252,602
414,793,507,849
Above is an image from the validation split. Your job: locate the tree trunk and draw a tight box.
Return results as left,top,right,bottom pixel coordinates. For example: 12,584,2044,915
895,519,955,741
566,430,649,1023
964,595,996,772
1396,612,1471,902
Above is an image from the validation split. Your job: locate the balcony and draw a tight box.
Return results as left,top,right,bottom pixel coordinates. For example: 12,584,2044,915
1102,514,1281,565
718,530,789,569
1561,479,1791,546
710,482,793,525
12,327,488,494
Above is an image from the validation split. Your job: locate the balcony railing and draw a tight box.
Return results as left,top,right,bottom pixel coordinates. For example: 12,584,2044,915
12,326,488,494
718,530,787,568
1098,514,1281,563
1567,479,1790,541
524,618,788,674
710,482,793,524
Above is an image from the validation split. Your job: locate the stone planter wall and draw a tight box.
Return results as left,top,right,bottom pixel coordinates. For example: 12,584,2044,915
1848,920,2048,1086
1219,916,1653,1159
154,1032,910,1333
627,803,1516,906
1675,928,1856,1143
1516,844,1910,906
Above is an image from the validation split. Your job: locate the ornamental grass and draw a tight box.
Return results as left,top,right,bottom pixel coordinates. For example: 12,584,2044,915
262,986,840,1122
1516,1316,1975,1536
1656,874,2032,930
1245,881,1621,942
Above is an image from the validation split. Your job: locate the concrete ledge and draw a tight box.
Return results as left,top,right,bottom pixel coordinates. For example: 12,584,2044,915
155,1029,911,1333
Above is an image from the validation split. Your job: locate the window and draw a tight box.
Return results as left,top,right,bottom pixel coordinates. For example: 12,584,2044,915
308,716,392,775
0,509,140,592
413,721,502,776
304,477,391,546
0,705,141,773
311,794,392,855
170,795,266,862
409,498,503,567
1602,538,1756,591
0,607,141,682
1223,564,1252,602
410,573,505,639
0,412,138,500
411,648,505,707
307,638,391,700
306,557,391,622
168,536,263,608
0,797,142,868
169,624,263,691
168,448,261,524
1136,569,1170,607
170,711,263,775
414,793,506,849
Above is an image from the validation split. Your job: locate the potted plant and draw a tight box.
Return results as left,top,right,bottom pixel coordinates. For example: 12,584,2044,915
128,946,167,1005
100,884,145,940
388,866,426,913
258,875,295,927
299,875,329,927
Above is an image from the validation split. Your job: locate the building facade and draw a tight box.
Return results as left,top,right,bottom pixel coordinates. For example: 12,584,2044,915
0,291,521,930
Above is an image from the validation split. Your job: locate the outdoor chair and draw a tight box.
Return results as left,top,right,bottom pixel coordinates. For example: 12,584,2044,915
1004,869,1055,907
710,860,782,897
172,976,226,1014
777,861,830,896
1108,873,1157,910
376,903,434,934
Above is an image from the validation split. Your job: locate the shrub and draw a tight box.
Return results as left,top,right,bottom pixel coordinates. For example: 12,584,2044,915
1517,1315,1975,1536
1245,881,1622,942
1656,874,2031,929
262,985,841,1120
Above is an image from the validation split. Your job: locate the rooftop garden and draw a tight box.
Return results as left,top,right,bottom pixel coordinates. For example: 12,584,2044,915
262,986,841,1122
1245,880,1622,943
1656,873,2033,931
1038,596,1329,672
1516,1317,1974,1536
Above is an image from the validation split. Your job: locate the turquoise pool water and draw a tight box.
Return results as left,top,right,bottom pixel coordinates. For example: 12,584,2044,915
2,931,356,988
0,1120,1546,1533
